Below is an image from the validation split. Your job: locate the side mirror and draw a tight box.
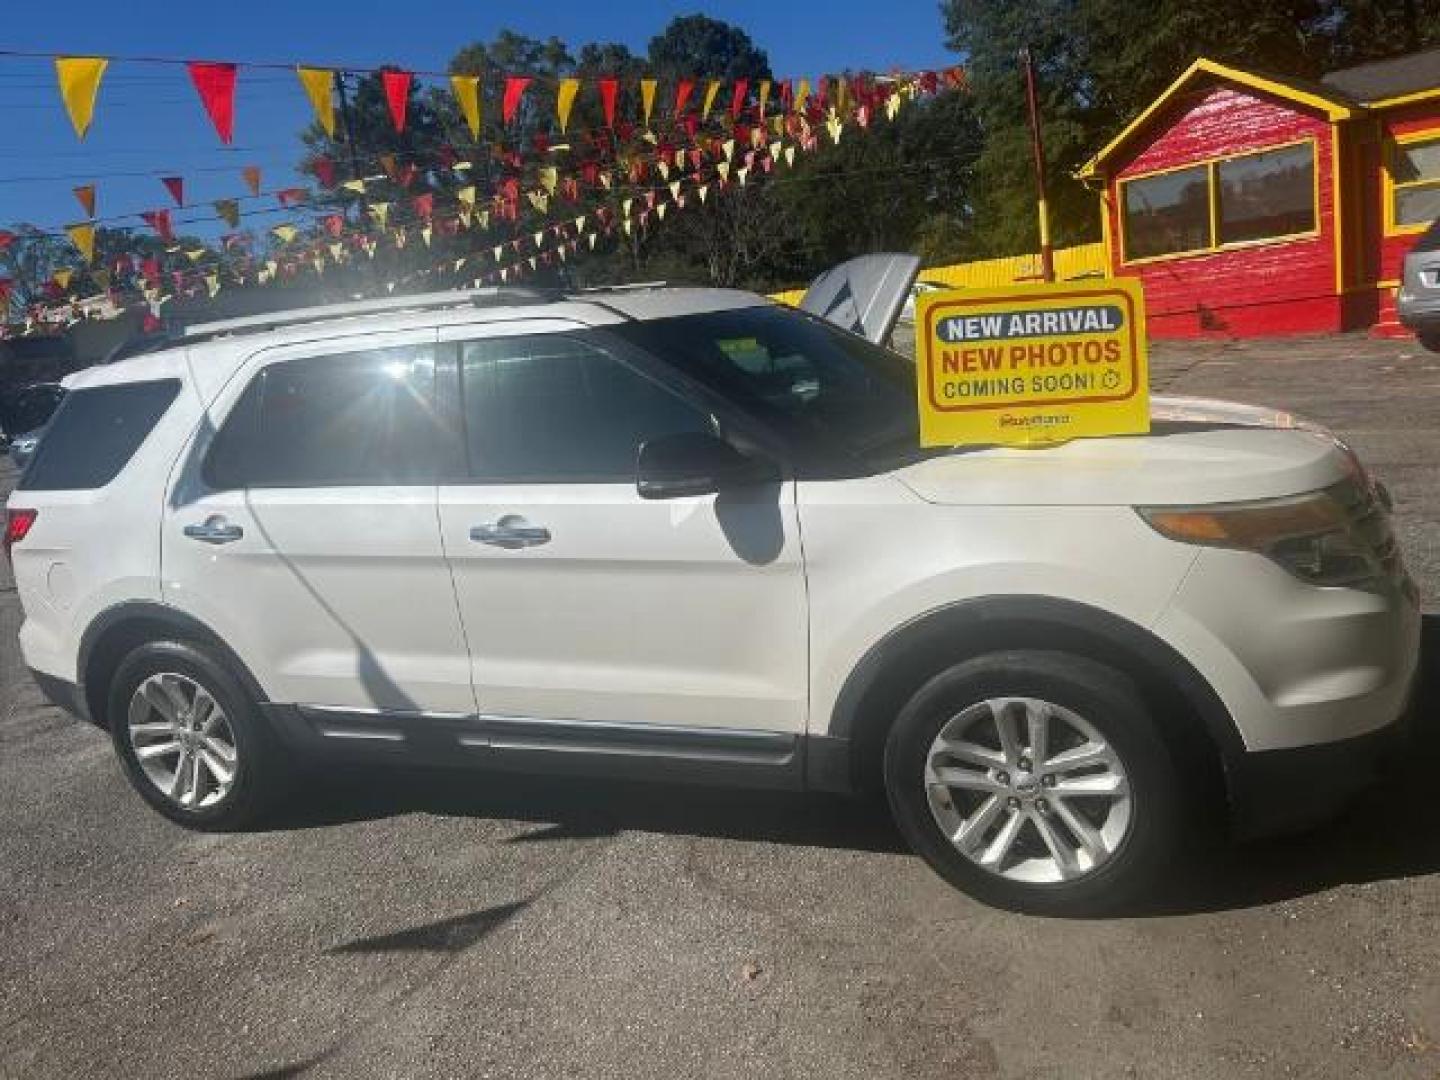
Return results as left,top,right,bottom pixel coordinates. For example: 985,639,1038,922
636,431,777,500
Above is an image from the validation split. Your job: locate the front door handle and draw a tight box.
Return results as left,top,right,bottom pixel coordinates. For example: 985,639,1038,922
470,515,551,549
183,515,244,545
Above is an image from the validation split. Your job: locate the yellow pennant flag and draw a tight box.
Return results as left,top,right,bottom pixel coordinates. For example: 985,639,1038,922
722,139,735,161
622,197,634,218
451,74,482,140
657,160,670,181
296,67,335,136
717,161,731,182
737,166,749,187
458,207,473,229
795,79,811,113
214,198,240,228
657,202,668,220
533,230,545,248
826,115,843,144
556,78,580,133
574,215,586,234
527,191,549,213
52,269,73,291
341,179,367,195
588,232,598,250
457,184,476,207
698,184,710,204
623,219,633,237
640,79,658,128
886,92,902,121
329,243,344,262
272,225,298,244
769,140,782,159
368,202,390,228
538,166,558,194
669,181,681,202
65,222,95,263
185,249,206,264
55,57,108,139
758,80,771,118
702,80,722,120
785,146,796,167
205,274,220,298
421,225,433,248
92,269,111,291
493,245,504,262
477,210,490,229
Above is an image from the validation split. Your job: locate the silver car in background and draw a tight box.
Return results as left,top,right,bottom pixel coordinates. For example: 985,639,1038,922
1398,218,1440,352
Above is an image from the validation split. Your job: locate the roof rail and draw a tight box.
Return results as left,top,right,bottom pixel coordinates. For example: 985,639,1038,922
575,281,669,293
178,286,562,343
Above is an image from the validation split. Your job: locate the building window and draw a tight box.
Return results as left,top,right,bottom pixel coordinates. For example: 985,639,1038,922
1216,143,1316,244
1391,136,1440,231
1119,140,1318,262
1121,164,1211,259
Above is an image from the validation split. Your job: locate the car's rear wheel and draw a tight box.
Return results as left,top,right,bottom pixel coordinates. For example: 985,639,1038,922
884,650,1180,915
109,640,285,830
1418,332,1440,355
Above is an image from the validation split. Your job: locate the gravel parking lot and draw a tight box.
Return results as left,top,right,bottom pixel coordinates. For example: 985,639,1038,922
3,332,1440,1079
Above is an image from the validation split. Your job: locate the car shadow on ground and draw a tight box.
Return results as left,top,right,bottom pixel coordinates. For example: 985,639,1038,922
261,615,1440,919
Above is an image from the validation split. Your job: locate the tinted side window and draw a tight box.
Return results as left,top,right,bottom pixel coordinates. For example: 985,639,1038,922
460,335,710,481
19,380,180,492
204,345,449,489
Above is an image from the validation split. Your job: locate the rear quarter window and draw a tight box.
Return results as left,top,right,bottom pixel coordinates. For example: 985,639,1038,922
18,379,181,492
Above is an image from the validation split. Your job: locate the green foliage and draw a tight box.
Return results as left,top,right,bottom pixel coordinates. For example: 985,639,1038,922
646,15,773,80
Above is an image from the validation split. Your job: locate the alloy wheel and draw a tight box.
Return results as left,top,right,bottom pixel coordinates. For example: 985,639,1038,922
126,672,239,811
924,696,1132,884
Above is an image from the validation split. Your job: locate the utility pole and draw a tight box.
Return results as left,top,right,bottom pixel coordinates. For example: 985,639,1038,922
1020,47,1055,283
333,71,380,295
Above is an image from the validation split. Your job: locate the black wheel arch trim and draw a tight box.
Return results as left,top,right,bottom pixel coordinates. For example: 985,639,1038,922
78,601,271,727
827,594,1247,772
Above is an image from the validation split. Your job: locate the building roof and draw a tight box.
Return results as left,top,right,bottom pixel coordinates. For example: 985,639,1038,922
1076,58,1357,179
1321,47,1440,106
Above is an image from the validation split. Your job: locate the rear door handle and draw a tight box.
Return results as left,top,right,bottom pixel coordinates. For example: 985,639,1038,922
470,515,551,549
183,516,244,545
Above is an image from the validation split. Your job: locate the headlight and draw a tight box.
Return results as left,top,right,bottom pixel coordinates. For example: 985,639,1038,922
1137,491,1383,587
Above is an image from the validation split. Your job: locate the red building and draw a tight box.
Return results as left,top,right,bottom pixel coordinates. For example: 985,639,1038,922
1077,49,1440,338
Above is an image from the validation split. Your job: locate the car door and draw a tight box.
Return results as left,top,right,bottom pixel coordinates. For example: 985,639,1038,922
434,320,809,756
161,330,475,716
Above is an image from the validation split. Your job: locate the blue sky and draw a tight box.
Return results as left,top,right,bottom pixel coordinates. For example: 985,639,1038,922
0,1,957,246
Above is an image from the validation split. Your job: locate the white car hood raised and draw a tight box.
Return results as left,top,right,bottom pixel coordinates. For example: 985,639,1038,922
892,395,1352,506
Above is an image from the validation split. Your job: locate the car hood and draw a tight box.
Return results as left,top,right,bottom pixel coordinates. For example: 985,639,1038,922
892,395,1354,506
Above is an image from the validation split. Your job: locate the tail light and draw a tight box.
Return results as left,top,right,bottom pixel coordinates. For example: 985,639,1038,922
4,508,37,560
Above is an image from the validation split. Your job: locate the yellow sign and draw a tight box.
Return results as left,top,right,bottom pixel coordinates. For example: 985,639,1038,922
916,278,1149,447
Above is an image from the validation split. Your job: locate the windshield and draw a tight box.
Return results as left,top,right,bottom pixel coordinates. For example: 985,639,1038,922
610,304,917,462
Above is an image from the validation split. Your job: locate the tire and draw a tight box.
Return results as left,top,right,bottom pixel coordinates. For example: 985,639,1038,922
1419,332,1440,355
109,639,287,831
884,650,1180,916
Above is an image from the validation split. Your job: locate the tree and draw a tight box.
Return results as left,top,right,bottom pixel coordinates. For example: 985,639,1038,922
646,15,773,80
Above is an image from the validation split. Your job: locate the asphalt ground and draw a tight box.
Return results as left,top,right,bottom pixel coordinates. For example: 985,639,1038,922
3,332,1440,1079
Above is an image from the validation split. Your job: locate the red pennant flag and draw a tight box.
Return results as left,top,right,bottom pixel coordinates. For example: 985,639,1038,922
597,78,618,127
323,214,344,238
311,157,336,188
141,210,174,242
0,231,13,251
382,70,412,133
674,79,695,117
187,61,237,144
397,164,417,189
412,193,434,219
242,165,261,195
730,80,749,120
141,257,161,281
0,278,11,306
502,77,531,125
161,177,184,207
73,184,96,217
277,187,308,207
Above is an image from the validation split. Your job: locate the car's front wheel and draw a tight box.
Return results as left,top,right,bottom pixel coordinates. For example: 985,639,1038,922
884,650,1180,915
109,640,286,830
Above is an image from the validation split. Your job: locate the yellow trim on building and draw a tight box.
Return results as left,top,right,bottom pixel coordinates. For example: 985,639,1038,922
1382,126,1440,237
1115,136,1322,266
1076,58,1356,180
1331,122,1346,294
1370,88,1440,111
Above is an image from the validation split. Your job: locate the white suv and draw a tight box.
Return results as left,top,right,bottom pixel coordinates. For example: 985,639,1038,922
8,268,1420,914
